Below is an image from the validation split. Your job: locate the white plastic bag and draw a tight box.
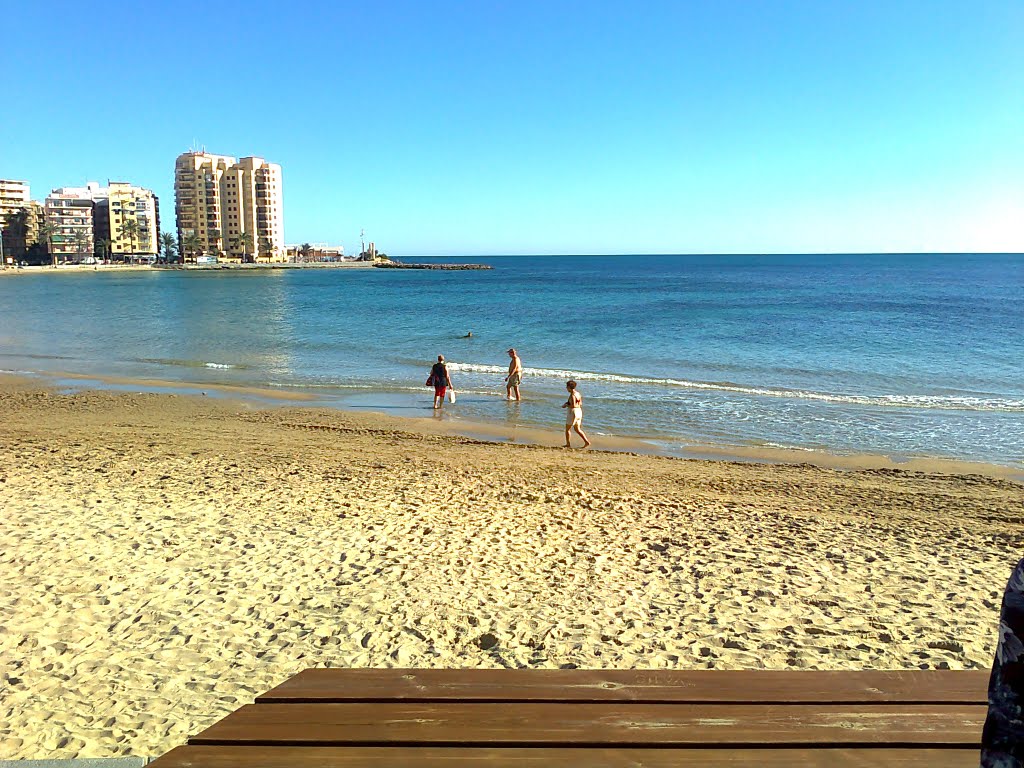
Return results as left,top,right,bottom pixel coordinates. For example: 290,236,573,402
448,388,457,404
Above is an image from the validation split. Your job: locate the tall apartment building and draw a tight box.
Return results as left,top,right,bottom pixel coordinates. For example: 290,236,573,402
93,182,160,257
0,179,30,220
0,180,35,261
174,151,285,262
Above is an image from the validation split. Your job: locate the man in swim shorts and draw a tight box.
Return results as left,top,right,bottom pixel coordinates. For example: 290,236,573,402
505,348,522,401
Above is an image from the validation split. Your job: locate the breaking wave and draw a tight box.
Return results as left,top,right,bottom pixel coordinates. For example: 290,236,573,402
445,362,1024,412
136,357,241,370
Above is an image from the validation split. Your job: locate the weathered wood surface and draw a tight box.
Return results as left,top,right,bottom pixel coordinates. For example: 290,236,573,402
147,668,992,767
193,702,985,747
259,668,990,704
152,745,983,767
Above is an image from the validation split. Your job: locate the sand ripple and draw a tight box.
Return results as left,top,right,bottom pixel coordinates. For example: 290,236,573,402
0,385,1021,758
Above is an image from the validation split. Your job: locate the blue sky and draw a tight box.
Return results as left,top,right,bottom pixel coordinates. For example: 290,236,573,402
3,1,1021,255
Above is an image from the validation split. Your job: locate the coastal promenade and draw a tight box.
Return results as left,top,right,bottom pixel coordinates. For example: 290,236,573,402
0,262,376,276
0,260,496,275
1,377,1019,760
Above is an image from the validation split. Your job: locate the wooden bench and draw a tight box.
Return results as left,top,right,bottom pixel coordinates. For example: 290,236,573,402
150,668,990,766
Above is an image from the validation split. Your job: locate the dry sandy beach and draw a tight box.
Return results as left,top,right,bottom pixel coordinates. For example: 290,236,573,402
1,376,1021,759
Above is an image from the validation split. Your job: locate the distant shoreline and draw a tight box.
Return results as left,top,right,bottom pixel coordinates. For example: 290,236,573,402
0,262,376,276
0,260,497,276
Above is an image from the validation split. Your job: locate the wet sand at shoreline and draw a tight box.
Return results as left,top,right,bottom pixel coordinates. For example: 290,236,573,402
24,368,1024,482
1,377,1021,759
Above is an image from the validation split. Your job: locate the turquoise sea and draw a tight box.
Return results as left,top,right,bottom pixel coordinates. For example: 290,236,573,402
0,254,1021,468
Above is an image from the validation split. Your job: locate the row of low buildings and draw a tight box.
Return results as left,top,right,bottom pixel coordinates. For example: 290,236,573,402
1,149,288,265
1,180,161,263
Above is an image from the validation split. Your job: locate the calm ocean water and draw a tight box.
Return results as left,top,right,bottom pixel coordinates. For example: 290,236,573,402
1,254,1021,467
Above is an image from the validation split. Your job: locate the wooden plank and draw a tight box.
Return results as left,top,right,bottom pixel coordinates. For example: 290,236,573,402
257,669,990,704
190,702,986,746
151,745,983,767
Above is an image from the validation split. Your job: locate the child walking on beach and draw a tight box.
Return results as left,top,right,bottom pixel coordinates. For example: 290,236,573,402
562,380,590,448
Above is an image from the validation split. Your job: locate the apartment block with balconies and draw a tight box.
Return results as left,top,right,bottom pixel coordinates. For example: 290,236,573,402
0,180,37,261
174,151,284,262
0,179,30,219
44,184,102,262
93,182,160,258
174,151,236,258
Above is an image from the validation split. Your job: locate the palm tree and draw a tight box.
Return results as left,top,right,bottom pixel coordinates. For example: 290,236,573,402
238,231,254,263
299,242,313,263
258,237,273,263
207,228,222,259
37,220,59,267
159,232,177,264
98,238,113,264
119,218,141,264
3,209,29,259
72,230,91,263
182,232,202,264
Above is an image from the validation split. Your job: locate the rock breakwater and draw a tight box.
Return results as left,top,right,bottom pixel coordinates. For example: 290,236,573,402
374,262,492,270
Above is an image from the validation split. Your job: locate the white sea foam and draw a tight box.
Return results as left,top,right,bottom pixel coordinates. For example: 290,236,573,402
445,362,1024,412
204,363,235,369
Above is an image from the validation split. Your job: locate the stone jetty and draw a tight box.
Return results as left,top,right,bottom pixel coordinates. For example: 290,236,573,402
374,262,492,270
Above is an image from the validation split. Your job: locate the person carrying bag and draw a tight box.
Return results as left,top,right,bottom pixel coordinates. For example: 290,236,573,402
428,355,454,410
